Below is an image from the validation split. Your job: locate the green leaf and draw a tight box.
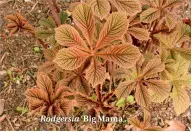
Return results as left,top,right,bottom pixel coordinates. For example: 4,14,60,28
127,95,134,103
35,30,55,39
7,70,12,76
34,47,40,52
59,11,68,24
116,95,135,108
16,106,29,114
39,17,56,28
116,98,125,107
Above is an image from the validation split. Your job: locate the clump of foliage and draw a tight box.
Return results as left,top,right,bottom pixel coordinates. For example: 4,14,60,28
25,72,73,116
2,0,191,130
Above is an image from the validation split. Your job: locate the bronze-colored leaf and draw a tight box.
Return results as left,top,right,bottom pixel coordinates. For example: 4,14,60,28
55,25,89,50
87,0,110,19
85,60,106,87
97,44,141,68
140,8,160,23
115,81,136,99
127,27,150,40
135,83,150,107
53,47,90,70
72,3,95,45
95,12,128,50
36,72,53,95
110,0,142,16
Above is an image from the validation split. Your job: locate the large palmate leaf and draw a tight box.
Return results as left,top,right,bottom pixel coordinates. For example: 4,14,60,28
95,12,128,50
55,25,89,50
97,44,141,68
127,27,150,40
110,0,142,16
87,0,110,20
85,60,106,87
116,57,168,107
140,8,160,23
53,47,89,70
72,3,95,44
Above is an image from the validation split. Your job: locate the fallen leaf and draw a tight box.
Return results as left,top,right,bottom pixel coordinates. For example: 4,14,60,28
0,99,5,115
164,120,186,131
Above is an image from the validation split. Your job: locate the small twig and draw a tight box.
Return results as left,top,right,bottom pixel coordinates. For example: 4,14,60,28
47,0,61,26
0,53,6,65
6,116,15,131
29,1,38,13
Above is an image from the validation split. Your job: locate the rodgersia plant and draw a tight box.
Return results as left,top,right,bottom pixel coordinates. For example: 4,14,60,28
53,3,141,87
2,0,190,130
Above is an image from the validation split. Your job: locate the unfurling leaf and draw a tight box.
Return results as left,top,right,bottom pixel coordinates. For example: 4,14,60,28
25,73,73,116
85,60,106,87
97,44,141,68
5,13,34,35
72,3,95,45
95,12,128,50
140,8,160,23
53,47,89,70
87,0,110,20
110,0,142,16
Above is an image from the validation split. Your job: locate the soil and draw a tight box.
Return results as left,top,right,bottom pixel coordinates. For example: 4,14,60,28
0,0,191,131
